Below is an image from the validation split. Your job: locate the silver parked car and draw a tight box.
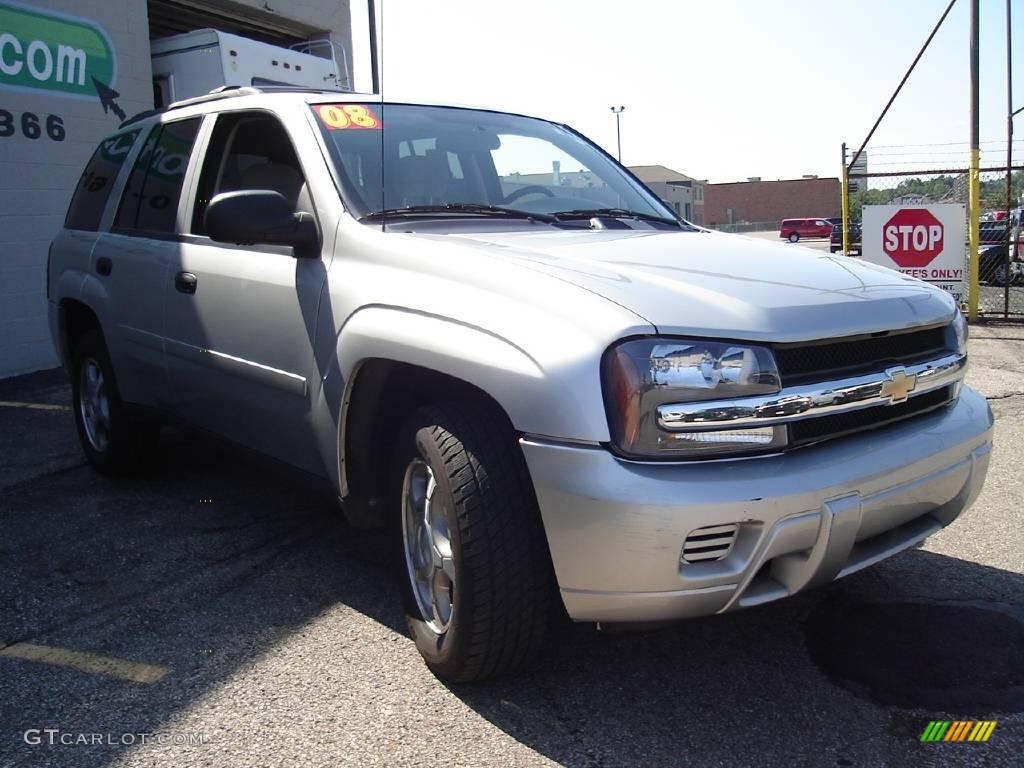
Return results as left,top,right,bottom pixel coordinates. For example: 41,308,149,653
49,87,992,682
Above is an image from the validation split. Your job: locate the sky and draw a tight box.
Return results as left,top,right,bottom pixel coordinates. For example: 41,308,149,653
349,0,1023,183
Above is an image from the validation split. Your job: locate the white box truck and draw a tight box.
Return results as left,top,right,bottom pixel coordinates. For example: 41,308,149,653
150,29,347,107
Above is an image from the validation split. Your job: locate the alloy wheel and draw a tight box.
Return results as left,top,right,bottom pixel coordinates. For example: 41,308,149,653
401,457,456,634
79,358,111,453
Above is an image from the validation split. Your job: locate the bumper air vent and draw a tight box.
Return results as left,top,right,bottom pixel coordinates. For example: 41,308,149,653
681,523,739,564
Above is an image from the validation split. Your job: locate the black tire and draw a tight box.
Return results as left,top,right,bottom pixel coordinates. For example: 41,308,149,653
392,401,553,682
71,330,158,475
992,263,1009,287
788,232,800,243
829,246,839,253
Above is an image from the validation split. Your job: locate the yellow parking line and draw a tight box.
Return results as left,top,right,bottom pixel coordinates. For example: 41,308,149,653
0,642,169,684
0,401,71,411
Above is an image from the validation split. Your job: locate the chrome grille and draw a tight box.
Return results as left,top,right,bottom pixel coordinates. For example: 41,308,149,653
681,524,738,564
788,385,954,447
772,325,952,387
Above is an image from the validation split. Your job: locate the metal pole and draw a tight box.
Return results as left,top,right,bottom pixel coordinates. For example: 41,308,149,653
968,0,981,321
616,113,621,161
367,0,380,93
841,142,850,256
610,106,625,162
848,0,957,173
1006,0,1013,314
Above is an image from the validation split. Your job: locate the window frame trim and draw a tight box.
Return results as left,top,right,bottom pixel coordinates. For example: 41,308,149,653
63,127,144,233
180,107,319,240
109,114,204,239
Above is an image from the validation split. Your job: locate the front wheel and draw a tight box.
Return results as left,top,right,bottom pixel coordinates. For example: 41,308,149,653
393,402,553,682
788,232,800,243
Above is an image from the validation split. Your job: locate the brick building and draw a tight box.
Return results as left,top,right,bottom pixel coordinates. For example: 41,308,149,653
0,0,355,377
703,177,841,230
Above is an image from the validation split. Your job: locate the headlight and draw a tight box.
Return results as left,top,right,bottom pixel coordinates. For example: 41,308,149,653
603,338,787,458
952,308,968,355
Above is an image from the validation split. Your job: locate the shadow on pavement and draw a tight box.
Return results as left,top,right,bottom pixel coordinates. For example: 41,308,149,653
0,379,1021,767
448,550,1023,767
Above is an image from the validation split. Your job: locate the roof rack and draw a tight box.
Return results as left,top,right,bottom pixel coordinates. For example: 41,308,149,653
167,85,261,110
119,108,161,128
120,84,348,127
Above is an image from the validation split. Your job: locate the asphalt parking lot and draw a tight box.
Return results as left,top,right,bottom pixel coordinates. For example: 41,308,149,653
1,328,1022,768
741,230,834,251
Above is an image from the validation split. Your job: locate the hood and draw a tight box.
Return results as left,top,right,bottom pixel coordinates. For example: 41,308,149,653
430,228,956,343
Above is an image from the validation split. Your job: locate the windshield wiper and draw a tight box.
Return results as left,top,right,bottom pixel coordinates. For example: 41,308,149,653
552,208,681,227
360,203,556,223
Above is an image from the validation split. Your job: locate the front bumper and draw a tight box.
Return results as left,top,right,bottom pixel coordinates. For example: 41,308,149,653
522,386,993,623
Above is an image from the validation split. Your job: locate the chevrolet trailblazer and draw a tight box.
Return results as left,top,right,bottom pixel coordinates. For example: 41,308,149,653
49,87,992,682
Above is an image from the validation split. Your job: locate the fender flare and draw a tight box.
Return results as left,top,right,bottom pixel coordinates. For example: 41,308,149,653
326,304,608,500
53,271,109,363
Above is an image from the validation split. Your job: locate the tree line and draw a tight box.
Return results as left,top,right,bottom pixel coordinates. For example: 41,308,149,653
848,170,1023,220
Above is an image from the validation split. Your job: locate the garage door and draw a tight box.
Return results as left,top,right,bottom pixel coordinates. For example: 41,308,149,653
148,0,324,46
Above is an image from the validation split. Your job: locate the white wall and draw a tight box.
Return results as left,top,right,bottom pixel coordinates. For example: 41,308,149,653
0,0,352,378
0,0,154,377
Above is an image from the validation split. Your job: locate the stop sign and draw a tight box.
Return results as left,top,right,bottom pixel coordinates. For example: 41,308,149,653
882,208,944,268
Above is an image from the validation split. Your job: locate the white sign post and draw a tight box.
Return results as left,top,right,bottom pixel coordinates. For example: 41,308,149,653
861,204,966,303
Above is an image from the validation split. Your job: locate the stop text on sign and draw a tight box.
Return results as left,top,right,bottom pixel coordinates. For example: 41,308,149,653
884,223,942,253
880,208,944,268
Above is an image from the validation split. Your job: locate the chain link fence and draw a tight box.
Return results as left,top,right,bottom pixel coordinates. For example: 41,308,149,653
843,142,1023,320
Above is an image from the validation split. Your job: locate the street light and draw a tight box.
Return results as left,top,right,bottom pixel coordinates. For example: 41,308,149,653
610,106,625,162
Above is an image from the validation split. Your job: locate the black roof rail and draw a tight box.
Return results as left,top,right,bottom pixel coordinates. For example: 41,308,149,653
120,108,161,128
119,84,351,128
166,85,262,110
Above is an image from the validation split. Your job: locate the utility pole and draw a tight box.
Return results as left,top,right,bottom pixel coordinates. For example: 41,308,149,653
1005,0,1013,314
367,0,380,93
610,106,625,162
841,142,850,256
968,0,980,321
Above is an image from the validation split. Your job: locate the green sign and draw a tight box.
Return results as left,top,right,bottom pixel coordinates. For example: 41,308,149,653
0,1,116,99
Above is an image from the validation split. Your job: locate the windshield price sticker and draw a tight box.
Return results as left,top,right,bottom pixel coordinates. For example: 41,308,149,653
316,104,381,130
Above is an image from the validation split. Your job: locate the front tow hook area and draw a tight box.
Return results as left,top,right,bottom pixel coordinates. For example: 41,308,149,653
724,495,862,611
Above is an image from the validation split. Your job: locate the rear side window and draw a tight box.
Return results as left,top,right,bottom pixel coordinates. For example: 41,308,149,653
64,130,141,231
115,117,201,234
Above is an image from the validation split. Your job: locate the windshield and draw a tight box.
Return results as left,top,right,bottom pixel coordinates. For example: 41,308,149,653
310,102,674,222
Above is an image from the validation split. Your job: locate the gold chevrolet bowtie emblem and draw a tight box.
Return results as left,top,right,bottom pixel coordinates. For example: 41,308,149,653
880,367,917,404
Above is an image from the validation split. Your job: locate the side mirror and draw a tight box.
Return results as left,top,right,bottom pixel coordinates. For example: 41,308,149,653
205,190,319,252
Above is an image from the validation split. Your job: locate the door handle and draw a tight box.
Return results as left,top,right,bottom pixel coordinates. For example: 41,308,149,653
174,271,197,294
96,257,112,277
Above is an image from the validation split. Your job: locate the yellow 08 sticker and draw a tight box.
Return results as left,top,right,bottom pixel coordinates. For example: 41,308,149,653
316,104,382,130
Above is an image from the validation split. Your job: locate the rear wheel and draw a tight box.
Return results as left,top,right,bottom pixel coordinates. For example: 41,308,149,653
71,330,158,475
788,232,800,243
992,263,1009,286
393,401,553,682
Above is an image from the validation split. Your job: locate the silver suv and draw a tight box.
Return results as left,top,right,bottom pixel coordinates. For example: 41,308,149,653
49,87,993,682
